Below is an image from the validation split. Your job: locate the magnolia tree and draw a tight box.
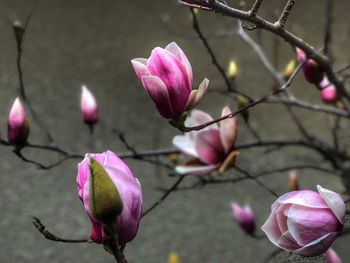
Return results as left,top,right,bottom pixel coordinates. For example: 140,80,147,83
3,0,350,262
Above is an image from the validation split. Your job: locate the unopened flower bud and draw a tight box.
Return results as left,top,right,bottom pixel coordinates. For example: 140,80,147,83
227,60,237,79
167,252,179,263
8,97,29,145
296,48,324,84
288,170,299,191
326,248,342,263
231,203,255,234
81,85,98,125
89,157,123,226
283,59,296,80
320,77,337,103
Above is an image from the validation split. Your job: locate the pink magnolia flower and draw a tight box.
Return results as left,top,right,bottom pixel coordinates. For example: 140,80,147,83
81,85,98,125
262,185,345,257
173,106,237,175
231,203,255,234
8,97,29,144
296,48,324,84
326,248,342,263
76,151,143,246
320,77,337,102
131,42,208,119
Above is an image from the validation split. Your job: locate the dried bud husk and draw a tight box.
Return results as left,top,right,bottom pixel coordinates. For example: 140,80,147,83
218,151,240,175
89,157,123,226
288,170,299,191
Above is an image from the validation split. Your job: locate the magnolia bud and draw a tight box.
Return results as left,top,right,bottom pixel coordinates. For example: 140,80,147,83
89,157,123,226
81,85,98,125
167,252,179,263
227,60,237,79
283,59,296,80
326,248,342,263
320,77,337,103
288,170,299,191
296,48,324,84
231,203,256,234
8,97,29,145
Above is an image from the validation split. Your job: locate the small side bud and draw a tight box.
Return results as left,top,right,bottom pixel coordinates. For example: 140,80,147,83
8,97,29,145
227,60,237,79
167,252,179,263
12,20,25,44
296,48,324,84
236,95,249,121
231,203,256,235
89,157,123,226
283,59,296,80
320,77,337,103
288,170,299,191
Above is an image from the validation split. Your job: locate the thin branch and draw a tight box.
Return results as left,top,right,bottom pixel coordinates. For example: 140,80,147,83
323,0,333,56
141,175,186,217
184,60,305,132
33,217,90,243
275,0,296,28
189,8,253,100
180,0,350,101
249,0,264,17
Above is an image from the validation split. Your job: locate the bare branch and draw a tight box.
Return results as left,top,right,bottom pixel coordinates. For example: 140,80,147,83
275,0,296,28
33,217,89,243
249,0,264,17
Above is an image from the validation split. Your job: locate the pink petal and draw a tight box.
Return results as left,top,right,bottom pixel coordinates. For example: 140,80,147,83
185,109,215,128
185,78,209,111
194,129,225,165
172,135,198,158
296,48,306,63
287,204,341,247
141,75,175,119
295,233,338,257
317,185,345,224
131,58,150,81
219,106,237,153
261,212,283,248
175,164,218,175
326,248,342,263
277,231,301,250
147,47,191,115
165,42,193,84
273,190,329,210
321,86,337,102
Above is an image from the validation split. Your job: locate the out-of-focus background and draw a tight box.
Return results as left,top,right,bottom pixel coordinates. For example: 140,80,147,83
0,0,349,262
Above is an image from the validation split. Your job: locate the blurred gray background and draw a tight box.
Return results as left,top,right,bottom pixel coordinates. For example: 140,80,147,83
0,0,349,262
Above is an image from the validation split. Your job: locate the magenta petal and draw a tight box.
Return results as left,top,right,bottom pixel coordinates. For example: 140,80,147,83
147,47,191,115
317,185,345,224
131,58,150,81
220,106,237,153
175,164,218,175
142,75,175,119
295,233,338,257
165,42,193,84
287,205,340,246
88,216,104,243
194,129,225,165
